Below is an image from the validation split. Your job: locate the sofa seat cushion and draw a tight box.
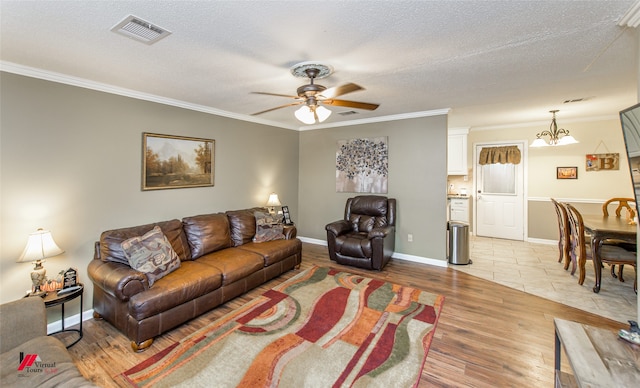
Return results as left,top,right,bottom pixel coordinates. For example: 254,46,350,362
1,336,94,387
238,239,302,266
196,248,264,285
128,261,222,321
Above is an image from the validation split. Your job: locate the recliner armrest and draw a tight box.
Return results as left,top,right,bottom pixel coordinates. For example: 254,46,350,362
326,220,352,236
88,259,148,302
368,226,394,239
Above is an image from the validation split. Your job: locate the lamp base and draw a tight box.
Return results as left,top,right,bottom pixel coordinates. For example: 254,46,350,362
28,290,47,298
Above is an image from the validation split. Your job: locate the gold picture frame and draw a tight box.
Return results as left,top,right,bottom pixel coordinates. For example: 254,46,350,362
142,133,214,190
557,166,578,180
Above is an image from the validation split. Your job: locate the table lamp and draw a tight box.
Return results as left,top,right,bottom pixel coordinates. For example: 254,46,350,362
266,193,281,214
17,228,65,296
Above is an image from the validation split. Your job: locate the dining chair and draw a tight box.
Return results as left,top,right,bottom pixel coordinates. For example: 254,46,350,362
601,197,637,282
566,203,637,293
602,197,636,219
551,198,571,271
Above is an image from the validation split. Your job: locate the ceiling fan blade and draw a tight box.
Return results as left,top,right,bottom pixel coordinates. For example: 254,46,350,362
323,99,379,111
320,83,364,99
252,102,303,116
251,92,300,99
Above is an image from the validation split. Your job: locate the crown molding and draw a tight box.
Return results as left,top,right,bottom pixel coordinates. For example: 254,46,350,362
619,0,640,27
1,61,450,132
298,108,451,131
471,114,619,131
0,61,298,130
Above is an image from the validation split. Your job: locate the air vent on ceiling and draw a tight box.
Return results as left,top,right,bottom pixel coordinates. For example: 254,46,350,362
338,111,359,116
111,15,171,45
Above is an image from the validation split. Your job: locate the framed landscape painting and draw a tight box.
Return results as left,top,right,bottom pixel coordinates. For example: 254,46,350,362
142,133,214,190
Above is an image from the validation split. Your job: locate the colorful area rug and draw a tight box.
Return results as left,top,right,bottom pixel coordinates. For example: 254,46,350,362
120,266,445,387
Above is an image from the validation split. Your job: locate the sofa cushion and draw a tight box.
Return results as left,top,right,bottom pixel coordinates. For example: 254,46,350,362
121,226,181,287
100,219,191,265
226,207,264,247
128,261,223,320
196,248,264,285
253,211,285,243
182,213,232,259
1,336,95,387
238,238,302,266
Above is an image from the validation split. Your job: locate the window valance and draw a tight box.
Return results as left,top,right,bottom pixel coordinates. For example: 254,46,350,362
478,146,521,165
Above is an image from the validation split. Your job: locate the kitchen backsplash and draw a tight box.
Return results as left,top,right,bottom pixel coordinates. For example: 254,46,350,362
448,169,472,196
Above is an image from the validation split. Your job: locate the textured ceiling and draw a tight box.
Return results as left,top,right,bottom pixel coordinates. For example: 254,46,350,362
1,0,638,131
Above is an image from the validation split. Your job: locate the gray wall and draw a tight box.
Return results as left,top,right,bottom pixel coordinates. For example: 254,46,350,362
297,115,448,262
0,72,299,307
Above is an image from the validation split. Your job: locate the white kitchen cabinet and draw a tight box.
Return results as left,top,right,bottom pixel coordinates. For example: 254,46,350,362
449,197,470,223
448,128,469,175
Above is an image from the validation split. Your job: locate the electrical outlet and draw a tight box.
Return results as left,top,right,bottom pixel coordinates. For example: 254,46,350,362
408,234,413,242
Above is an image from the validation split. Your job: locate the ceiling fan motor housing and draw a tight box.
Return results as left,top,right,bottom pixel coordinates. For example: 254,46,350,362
297,83,326,98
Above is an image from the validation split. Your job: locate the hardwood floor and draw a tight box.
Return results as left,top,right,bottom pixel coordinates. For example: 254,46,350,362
66,243,625,387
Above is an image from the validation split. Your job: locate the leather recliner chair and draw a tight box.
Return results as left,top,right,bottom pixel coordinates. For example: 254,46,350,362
325,195,396,270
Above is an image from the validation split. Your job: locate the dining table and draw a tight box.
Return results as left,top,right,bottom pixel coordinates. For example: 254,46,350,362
581,214,637,293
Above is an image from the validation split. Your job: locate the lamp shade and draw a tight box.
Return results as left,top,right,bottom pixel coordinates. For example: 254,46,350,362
557,135,579,145
315,105,332,122
294,106,316,124
266,193,281,207
17,228,64,263
530,138,549,148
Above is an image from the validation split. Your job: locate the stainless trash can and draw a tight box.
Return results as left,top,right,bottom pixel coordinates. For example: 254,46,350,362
448,221,470,265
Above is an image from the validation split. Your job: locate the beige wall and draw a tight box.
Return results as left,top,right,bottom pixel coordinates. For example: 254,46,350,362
0,72,300,307
297,115,449,262
469,118,634,240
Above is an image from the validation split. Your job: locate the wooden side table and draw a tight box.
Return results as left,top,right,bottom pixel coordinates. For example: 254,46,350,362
42,283,84,348
554,318,640,387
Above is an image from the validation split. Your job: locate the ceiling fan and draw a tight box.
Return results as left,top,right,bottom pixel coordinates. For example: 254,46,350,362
251,62,379,124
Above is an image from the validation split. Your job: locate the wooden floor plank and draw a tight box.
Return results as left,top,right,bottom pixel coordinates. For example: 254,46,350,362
67,243,625,387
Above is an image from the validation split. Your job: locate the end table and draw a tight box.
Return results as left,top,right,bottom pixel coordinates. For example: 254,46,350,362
42,283,84,348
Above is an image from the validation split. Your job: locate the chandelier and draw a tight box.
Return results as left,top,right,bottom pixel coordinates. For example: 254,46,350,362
530,110,578,147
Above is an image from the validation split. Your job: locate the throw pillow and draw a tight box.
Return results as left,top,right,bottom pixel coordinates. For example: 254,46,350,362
253,211,285,243
121,226,181,287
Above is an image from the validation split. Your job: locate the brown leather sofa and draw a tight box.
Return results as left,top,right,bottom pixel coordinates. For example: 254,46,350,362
88,208,301,352
325,195,396,270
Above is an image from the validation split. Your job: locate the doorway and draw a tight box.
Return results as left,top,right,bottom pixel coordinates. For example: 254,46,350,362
473,141,527,241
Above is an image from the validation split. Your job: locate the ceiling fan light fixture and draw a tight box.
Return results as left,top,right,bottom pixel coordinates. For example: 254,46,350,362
315,105,332,122
295,106,316,125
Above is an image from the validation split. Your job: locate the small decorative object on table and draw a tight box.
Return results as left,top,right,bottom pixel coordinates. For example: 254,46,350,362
282,205,293,225
62,267,78,289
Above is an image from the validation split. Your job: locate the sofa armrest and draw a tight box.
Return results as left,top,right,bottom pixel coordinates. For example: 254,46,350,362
368,225,394,239
283,225,297,239
87,259,148,302
326,220,352,236
0,297,46,353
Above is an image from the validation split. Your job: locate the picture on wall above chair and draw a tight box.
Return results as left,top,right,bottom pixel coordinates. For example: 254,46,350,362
336,136,388,193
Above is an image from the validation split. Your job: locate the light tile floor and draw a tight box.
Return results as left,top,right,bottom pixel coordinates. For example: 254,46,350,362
450,236,637,324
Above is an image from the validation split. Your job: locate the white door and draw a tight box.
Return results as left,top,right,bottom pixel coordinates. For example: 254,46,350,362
474,142,525,241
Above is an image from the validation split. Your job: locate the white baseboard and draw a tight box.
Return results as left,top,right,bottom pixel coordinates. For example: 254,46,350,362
47,308,94,334
526,237,557,245
298,236,448,268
